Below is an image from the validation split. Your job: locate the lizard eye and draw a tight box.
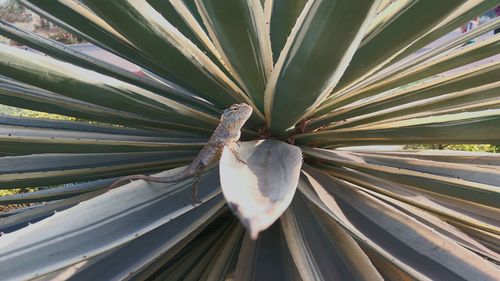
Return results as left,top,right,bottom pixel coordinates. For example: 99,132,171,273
223,108,235,115
225,106,238,114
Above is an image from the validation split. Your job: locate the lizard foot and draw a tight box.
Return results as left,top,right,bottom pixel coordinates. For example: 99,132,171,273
191,198,203,206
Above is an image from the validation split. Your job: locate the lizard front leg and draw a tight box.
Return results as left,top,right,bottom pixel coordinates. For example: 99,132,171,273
226,143,247,165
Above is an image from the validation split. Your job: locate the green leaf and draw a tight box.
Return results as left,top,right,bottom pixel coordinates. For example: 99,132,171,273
312,61,500,128
62,210,233,281
0,190,105,233
0,19,219,115
301,147,500,209
82,0,263,116
147,0,229,75
0,80,210,134
150,219,239,280
264,0,308,63
300,166,500,280
264,0,379,134
1,0,499,278
326,34,500,114
0,118,205,154
0,151,197,188
363,150,500,166
281,193,383,281
20,0,170,77
344,17,500,101
299,110,500,149
0,168,223,280
0,43,220,130
342,150,500,186
0,179,114,204
196,0,273,111
314,164,500,261
328,82,500,130
332,0,465,94
233,222,301,281
386,0,500,67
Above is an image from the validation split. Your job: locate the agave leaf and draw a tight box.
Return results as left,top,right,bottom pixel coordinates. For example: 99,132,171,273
0,120,205,154
0,115,179,138
57,204,229,281
147,0,229,73
152,219,239,281
220,139,302,239
170,0,210,36
82,0,262,115
314,60,500,124
320,164,499,232
452,222,500,254
333,0,465,94
333,34,500,112
300,166,500,280
387,0,500,67
362,0,414,44
196,0,273,111
199,223,245,281
166,0,230,73
326,58,500,120
0,19,218,115
1,0,499,278
299,110,500,147
0,44,221,130
0,203,46,219
281,193,383,281
264,0,379,134
301,147,500,208
347,18,500,99
346,150,500,186
0,190,106,234
328,82,500,130
363,188,500,262
0,179,114,205
263,0,308,64
20,0,149,65
365,150,500,166
0,151,196,188
125,212,236,281
21,0,220,96
301,151,499,259
0,81,203,133
296,173,428,280
0,168,223,280
234,222,301,281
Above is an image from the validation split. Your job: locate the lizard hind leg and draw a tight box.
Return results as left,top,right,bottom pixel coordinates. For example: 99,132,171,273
191,163,205,206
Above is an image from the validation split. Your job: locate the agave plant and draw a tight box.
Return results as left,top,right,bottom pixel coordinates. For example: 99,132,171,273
0,0,499,280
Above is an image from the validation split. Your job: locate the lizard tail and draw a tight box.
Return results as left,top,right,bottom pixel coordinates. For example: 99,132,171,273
108,173,187,190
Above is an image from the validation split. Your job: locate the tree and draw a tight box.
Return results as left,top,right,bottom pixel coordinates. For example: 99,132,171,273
0,1,499,280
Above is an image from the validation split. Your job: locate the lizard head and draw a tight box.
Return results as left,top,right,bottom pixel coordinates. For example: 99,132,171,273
221,103,253,126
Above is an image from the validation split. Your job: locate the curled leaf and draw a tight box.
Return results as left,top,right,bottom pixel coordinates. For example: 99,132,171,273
220,139,302,239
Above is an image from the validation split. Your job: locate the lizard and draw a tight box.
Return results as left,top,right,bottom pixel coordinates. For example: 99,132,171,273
108,103,253,205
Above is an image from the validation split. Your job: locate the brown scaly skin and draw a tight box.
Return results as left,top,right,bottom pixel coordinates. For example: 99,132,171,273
108,103,253,205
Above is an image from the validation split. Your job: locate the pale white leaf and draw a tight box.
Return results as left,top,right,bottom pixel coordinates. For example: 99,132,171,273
220,139,302,239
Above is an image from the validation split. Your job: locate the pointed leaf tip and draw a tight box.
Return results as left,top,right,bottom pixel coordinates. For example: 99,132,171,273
220,139,302,239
